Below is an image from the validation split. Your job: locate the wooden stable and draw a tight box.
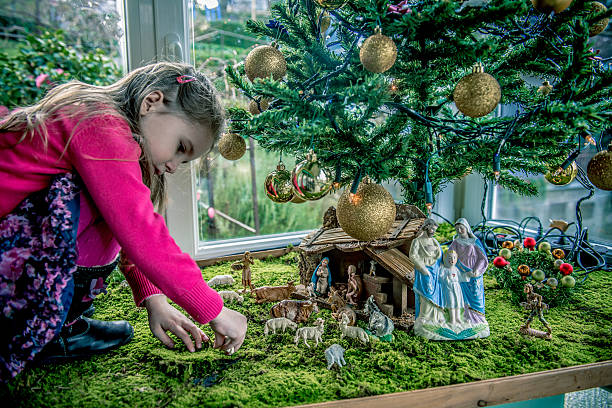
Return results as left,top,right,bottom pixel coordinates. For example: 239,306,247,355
297,204,426,322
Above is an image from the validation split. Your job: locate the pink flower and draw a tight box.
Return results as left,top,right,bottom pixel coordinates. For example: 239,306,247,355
55,68,64,75
35,73,50,88
0,105,8,117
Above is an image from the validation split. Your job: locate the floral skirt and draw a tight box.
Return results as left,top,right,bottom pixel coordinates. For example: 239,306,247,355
0,173,81,381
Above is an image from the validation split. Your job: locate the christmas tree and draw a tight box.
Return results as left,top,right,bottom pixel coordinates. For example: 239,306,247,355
225,0,611,239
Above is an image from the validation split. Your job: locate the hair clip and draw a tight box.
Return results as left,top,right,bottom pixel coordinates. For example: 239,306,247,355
177,75,196,84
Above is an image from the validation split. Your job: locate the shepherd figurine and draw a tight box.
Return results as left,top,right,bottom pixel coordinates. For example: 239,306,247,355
231,251,255,293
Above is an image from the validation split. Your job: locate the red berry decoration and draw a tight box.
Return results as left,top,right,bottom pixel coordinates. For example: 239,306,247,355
559,263,573,276
523,237,537,250
493,256,509,268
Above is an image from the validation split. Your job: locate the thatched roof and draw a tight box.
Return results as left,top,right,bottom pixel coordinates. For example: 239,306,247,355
299,204,426,255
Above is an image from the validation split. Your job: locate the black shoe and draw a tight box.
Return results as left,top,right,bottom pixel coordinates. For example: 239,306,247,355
35,317,133,364
82,305,95,318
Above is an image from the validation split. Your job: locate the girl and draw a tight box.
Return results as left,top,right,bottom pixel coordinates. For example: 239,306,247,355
0,62,247,381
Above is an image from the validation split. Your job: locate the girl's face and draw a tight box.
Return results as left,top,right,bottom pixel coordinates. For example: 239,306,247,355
139,91,213,176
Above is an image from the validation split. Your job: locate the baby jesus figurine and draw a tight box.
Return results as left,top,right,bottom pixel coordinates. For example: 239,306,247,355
345,265,362,305
439,249,468,326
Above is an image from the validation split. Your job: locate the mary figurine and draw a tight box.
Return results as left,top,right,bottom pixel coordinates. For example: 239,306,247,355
311,257,332,296
448,218,490,338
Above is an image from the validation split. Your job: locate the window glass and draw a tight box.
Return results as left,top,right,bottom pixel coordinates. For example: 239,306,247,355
0,0,124,62
493,139,612,245
0,0,125,109
190,0,331,243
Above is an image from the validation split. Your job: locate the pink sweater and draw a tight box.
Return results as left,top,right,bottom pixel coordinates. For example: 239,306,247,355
0,111,223,324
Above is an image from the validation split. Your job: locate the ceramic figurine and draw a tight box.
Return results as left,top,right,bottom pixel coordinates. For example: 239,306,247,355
438,250,466,325
326,287,342,309
294,318,325,348
252,281,296,304
218,290,244,303
519,283,552,340
448,218,490,336
369,260,377,276
270,299,319,323
339,314,370,345
231,251,255,292
207,274,235,287
410,218,445,332
345,265,363,305
325,344,346,370
264,317,298,336
307,282,316,298
363,296,394,339
411,218,490,340
311,257,332,296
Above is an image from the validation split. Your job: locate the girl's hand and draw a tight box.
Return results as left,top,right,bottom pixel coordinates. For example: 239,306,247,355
208,307,247,355
144,295,208,352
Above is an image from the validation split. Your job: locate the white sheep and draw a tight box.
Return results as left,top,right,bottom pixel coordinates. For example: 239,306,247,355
207,274,235,287
339,314,369,345
324,344,346,370
294,318,325,348
218,290,244,303
264,317,298,336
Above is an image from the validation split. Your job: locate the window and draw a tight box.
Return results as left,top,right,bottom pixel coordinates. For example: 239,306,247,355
0,0,125,67
492,140,612,245
189,0,340,256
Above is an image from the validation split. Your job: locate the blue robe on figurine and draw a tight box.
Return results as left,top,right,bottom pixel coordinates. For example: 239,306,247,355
311,257,332,296
410,233,444,320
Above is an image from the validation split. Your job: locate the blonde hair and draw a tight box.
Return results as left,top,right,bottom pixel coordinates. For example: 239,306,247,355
0,62,225,210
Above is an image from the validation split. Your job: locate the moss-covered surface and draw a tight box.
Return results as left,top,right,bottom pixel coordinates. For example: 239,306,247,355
3,252,611,408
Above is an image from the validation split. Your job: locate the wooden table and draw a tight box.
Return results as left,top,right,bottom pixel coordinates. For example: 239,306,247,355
294,360,612,408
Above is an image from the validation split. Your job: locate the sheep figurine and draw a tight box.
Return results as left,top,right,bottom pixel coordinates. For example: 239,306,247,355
294,318,325,348
207,274,235,287
218,290,244,303
324,344,346,370
264,317,298,336
339,314,369,345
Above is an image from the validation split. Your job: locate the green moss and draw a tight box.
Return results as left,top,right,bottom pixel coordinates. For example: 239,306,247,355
2,256,611,407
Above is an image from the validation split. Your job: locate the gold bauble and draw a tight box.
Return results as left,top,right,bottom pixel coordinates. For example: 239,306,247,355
545,162,578,186
264,162,294,203
453,63,501,118
538,80,553,96
336,181,396,242
320,11,331,33
587,2,609,37
291,151,333,200
218,133,246,161
587,143,612,190
359,28,397,73
244,45,287,82
249,99,269,115
290,194,307,204
531,0,573,13
313,0,347,10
